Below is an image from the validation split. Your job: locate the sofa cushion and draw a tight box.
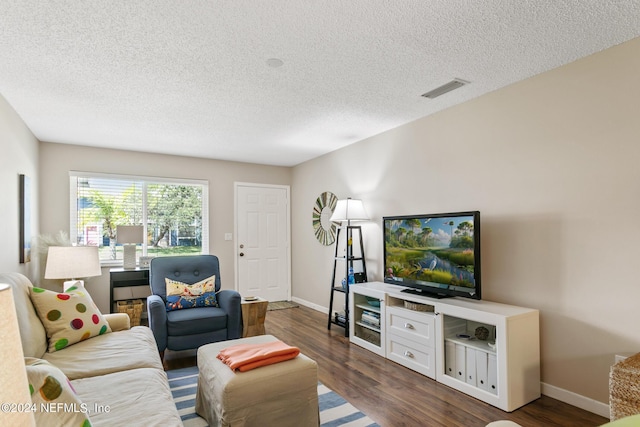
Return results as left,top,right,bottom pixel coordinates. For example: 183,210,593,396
165,274,217,311
72,368,182,427
103,313,130,332
43,326,163,380
30,284,112,352
0,273,47,358
167,306,227,335
25,357,92,427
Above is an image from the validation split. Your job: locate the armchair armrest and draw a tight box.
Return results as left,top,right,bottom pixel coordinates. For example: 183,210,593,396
103,313,131,331
217,289,242,339
147,294,168,352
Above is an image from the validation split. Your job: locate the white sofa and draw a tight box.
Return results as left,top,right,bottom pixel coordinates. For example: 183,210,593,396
2,272,182,426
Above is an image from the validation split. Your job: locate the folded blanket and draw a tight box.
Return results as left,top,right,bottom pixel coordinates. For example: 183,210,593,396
217,340,300,372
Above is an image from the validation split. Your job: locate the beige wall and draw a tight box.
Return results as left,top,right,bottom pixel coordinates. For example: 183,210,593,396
38,143,291,313
0,94,39,279
2,35,639,415
291,37,640,408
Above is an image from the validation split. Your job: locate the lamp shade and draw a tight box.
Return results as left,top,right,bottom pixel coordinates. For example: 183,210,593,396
44,246,102,280
116,225,144,244
0,284,36,426
330,198,369,222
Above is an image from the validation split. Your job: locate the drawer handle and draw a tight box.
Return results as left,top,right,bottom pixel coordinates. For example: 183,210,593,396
404,323,414,329
404,350,414,358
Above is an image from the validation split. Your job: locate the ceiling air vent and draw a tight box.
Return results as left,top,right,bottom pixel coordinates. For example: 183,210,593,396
421,78,469,99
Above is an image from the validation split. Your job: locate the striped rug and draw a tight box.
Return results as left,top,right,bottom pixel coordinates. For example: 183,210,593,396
167,366,379,427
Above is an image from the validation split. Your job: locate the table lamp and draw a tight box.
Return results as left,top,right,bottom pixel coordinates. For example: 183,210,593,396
0,284,36,426
45,246,102,291
330,198,369,225
116,225,144,269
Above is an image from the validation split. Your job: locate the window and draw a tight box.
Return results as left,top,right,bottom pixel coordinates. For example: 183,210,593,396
70,172,209,264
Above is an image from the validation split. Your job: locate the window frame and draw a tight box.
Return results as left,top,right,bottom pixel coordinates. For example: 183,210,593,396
69,171,209,266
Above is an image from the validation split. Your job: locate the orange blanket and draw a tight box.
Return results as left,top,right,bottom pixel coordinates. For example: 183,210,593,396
217,340,300,372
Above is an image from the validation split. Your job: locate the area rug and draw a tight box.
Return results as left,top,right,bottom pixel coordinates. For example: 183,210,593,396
167,366,379,427
267,300,299,311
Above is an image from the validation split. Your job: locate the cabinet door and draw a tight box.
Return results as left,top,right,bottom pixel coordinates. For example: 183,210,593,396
349,286,385,356
476,350,488,391
465,347,476,386
455,343,466,381
488,353,498,395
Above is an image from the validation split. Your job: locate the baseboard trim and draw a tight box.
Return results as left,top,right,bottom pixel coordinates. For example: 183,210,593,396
291,297,611,419
290,297,327,314
540,382,609,419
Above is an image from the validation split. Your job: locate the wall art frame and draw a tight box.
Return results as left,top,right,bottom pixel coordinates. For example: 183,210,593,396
19,174,31,263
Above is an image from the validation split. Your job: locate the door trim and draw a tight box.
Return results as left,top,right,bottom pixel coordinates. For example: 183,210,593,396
234,182,291,300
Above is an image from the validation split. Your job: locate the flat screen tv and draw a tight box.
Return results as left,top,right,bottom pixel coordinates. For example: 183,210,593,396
383,211,481,300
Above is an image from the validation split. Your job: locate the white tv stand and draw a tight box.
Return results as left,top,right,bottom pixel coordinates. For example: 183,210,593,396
349,282,540,412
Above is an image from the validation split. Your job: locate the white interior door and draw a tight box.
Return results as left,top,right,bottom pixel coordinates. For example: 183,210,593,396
235,183,290,301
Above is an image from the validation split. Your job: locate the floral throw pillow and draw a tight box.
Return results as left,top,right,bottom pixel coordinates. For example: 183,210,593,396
165,275,218,311
30,285,111,352
25,358,92,427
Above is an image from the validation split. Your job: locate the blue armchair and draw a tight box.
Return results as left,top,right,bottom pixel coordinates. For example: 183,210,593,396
147,255,242,358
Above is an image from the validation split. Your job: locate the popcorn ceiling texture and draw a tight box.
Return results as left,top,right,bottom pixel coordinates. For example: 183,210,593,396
1,1,639,166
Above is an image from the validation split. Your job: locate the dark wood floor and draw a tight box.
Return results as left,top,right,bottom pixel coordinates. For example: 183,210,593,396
164,305,609,427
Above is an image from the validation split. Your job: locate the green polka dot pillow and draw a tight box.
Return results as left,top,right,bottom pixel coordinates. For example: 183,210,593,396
25,357,92,426
30,285,112,352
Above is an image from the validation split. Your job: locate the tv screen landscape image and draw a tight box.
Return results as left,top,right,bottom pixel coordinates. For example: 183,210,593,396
383,211,481,300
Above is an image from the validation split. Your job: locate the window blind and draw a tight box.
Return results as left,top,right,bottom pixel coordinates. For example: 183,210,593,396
70,172,209,264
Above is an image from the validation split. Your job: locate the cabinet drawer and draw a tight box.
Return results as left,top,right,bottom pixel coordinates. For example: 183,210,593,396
387,335,435,379
387,307,435,347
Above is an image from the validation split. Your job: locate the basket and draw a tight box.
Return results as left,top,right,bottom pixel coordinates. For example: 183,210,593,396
117,299,144,327
404,300,434,312
610,352,640,420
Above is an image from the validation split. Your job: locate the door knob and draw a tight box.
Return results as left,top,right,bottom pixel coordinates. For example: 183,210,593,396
239,252,244,257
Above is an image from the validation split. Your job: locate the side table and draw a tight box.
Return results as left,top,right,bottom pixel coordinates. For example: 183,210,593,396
241,298,268,337
109,268,149,314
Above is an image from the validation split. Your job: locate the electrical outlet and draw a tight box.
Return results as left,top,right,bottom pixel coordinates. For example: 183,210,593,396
224,233,232,241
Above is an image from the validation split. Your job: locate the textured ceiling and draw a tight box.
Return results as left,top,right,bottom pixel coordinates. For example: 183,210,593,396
1,1,640,166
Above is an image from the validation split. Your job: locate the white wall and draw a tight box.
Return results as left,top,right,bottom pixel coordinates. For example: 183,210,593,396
0,94,39,279
291,37,640,408
38,143,291,313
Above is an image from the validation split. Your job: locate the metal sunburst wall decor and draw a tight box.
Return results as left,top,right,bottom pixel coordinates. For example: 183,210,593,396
312,191,339,245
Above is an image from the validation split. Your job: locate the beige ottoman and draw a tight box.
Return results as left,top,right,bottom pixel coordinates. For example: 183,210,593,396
195,334,319,427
